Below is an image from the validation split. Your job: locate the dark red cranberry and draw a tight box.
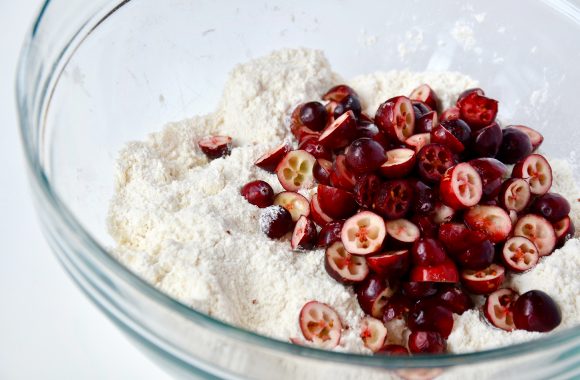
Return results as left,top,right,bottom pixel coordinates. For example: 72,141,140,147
334,95,362,118
260,206,293,238
530,193,571,223
457,92,498,130
417,144,458,183
457,88,484,104
415,111,438,133
354,122,390,149
438,222,487,257
354,174,383,208
383,294,412,322
513,290,562,332
373,180,414,219
471,122,503,158
456,239,495,270
377,345,409,356
408,331,446,354
345,138,386,175
440,119,471,146
497,127,533,164
313,159,333,185
240,180,274,208
431,123,465,153
402,282,438,299
469,158,508,199
299,101,328,131
412,215,439,238
412,180,436,215
412,238,447,266
436,285,473,314
440,106,460,121
412,101,432,120
317,220,345,247
298,138,333,161
408,300,454,338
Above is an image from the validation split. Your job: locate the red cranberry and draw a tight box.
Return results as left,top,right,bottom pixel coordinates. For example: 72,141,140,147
412,101,432,120
345,138,386,175
354,122,390,149
469,158,508,199
415,111,438,134
317,220,345,247
373,180,414,219
457,92,498,130
354,174,383,208
240,180,274,208
436,285,473,314
334,95,362,118
440,119,472,146
299,101,328,131
411,215,439,238
417,144,458,183
457,88,484,104
402,282,438,299
299,138,333,161
456,239,495,270
497,127,533,164
412,180,436,215
355,274,396,317
438,222,487,257
313,159,333,185
377,344,409,356
530,193,571,223
513,290,562,332
411,238,447,266
471,122,503,158
408,331,446,354
260,206,293,238
408,300,454,338
383,294,412,322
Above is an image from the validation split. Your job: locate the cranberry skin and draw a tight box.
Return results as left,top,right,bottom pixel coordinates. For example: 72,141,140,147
317,220,345,247
260,206,293,238
299,138,333,161
345,138,386,175
402,282,438,299
413,180,436,215
513,290,562,332
408,300,454,338
299,101,328,131
497,128,533,164
355,274,390,316
408,331,446,354
469,158,509,199
373,180,414,219
334,95,362,118
438,223,487,257
437,285,473,315
313,159,333,185
415,111,438,134
440,119,471,146
456,239,495,270
354,174,383,208
530,193,571,223
412,215,439,238
412,238,447,266
412,101,432,120
240,180,274,208
377,345,409,356
383,294,412,322
417,144,458,183
471,122,503,158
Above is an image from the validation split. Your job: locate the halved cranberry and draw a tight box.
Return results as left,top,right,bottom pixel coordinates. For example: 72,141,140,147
410,259,459,283
408,300,454,338
240,180,274,208
554,216,575,247
513,214,557,256
377,344,409,356
299,301,342,348
299,137,333,161
273,191,310,222
366,250,409,278
411,238,447,266
198,135,233,159
318,110,357,149
464,205,512,244
439,163,483,209
291,216,318,250
438,222,486,257
512,154,552,195
457,88,484,104
353,174,382,208
386,219,420,246
456,239,495,270
440,106,460,122
431,123,465,153
513,290,562,332
354,121,390,149
501,236,539,272
322,84,359,102
436,285,473,315
471,122,503,158
412,101,433,120
430,202,456,224
415,110,438,134
276,150,316,191
405,133,431,152
317,184,357,219
293,102,328,131
310,193,335,227
313,159,333,185
417,144,457,183
510,125,544,150
255,142,292,172
484,288,518,331
260,205,293,239
375,96,415,143
412,180,436,215
330,154,357,191
373,180,414,219
410,84,440,112
345,138,386,174
383,293,412,322
530,193,571,223
341,211,386,256
412,215,439,238
355,274,397,318
440,119,472,147
461,264,505,294
291,123,320,143
324,241,369,284
334,95,362,119
317,220,345,247
402,282,438,299
497,127,533,164
499,178,531,213
379,148,416,179
408,331,446,354
360,317,388,352
457,91,498,130
469,158,508,200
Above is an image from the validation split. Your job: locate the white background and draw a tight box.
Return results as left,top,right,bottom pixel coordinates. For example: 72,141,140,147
0,2,171,379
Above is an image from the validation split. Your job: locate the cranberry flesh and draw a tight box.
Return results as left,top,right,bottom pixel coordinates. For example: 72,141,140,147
373,180,414,219
456,239,495,270
471,122,503,158
412,238,448,266
436,285,473,314
408,300,454,338
240,180,274,208
530,193,571,223
513,290,562,332
345,138,386,174
354,174,383,208
497,127,533,164
457,88,485,104
317,220,345,247
299,101,328,131
457,92,498,130
417,144,458,183
408,331,446,354
260,206,293,238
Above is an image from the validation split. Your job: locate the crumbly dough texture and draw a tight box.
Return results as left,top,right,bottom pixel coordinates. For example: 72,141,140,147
108,48,580,354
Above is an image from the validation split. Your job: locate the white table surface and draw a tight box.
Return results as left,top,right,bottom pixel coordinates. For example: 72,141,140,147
0,2,172,379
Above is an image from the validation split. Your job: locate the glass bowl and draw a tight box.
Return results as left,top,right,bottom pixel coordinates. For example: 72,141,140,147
17,0,580,379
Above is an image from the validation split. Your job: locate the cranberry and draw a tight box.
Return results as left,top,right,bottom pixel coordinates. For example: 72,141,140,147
530,193,571,223
438,222,487,257
440,106,460,121
240,180,274,208
345,138,386,174
313,159,333,185
410,85,440,112
408,300,454,338
334,95,362,118
469,158,508,199
198,135,233,159
373,180,414,219
402,282,438,299
408,331,446,354
354,122,390,149
412,180,436,215
497,127,533,164
513,290,562,332
260,205,293,238
431,123,465,153
383,294,412,322
436,285,473,314
412,101,432,120
417,144,458,183
457,92,498,130
354,174,383,208
298,137,333,161
411,238,447,266
317,220,345,247
330,155,357,191
355,274,396,318
457,88,484,104
323,84,359,102
440,119,472,146
456,239,495,270
377,345,409,356
412,215,439,238
298,101,328,131
471,122,503,158
317,185,357,219
415,111,438,134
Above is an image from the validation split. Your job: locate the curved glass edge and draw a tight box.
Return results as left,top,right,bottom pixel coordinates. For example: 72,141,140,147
15,0,580,370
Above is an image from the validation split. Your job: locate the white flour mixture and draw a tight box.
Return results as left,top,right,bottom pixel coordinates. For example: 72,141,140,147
107,48,580,354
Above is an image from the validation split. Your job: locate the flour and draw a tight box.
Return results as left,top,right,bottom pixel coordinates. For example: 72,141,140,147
108,48,580,356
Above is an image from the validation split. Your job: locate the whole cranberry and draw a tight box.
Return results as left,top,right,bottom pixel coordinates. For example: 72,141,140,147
316,220,345,247
345,138,386,174
436,285,473,315
497,127,533,164
299,101,328,131
334,95,362,118
412,238,447,266
530,193,571,223
456,239,495,270
408,331,446,354
412,101,432,120
440,119,472,146
513,290,561,332
408,299,454,338
240,180,274,208
383,294,412,322
471,122,503,158
259,206,293,238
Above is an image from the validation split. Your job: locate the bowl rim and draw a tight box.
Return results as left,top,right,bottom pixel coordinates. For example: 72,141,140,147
16,0,580,370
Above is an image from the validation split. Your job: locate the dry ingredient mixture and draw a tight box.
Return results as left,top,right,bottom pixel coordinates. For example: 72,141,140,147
108,48,580,354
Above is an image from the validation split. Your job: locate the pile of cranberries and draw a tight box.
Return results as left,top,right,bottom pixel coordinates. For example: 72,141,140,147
202,83,571,355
